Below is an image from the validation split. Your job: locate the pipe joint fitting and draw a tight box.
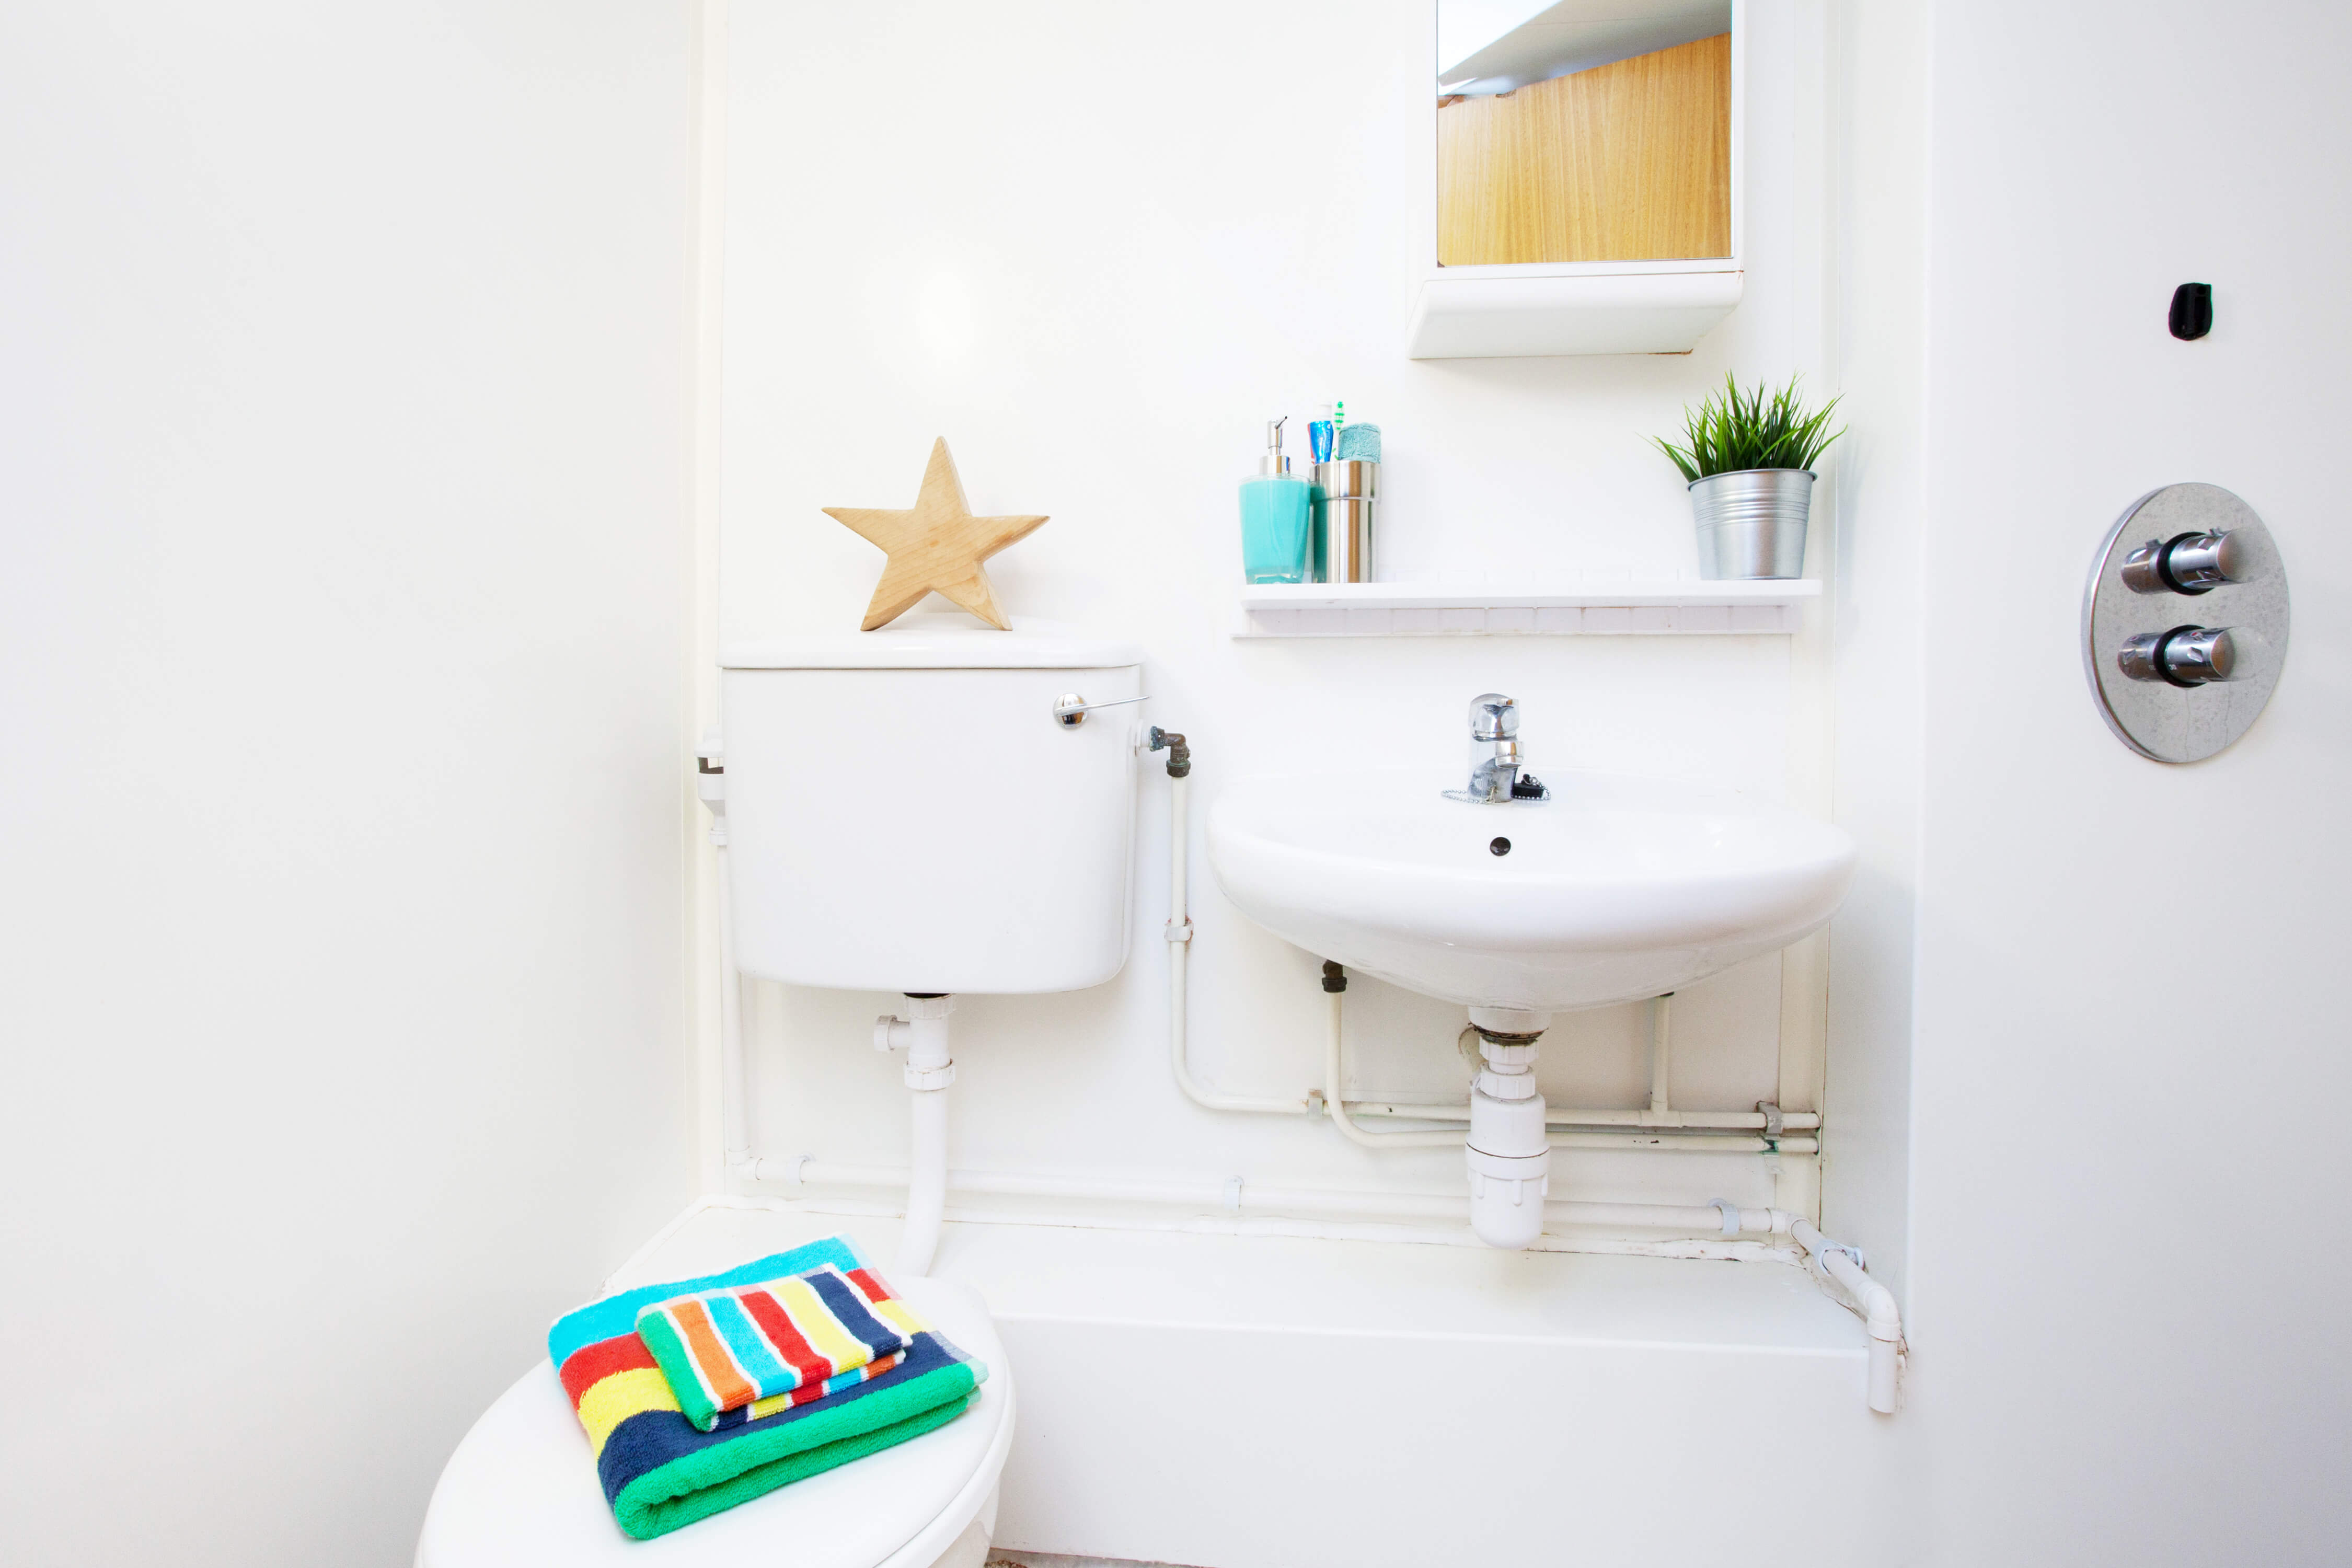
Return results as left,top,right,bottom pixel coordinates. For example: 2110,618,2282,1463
1147,727,1191,778
1467,1005,1552,1037
1474,1068,1539,1101
1465,1146,1551,1250
1478,1037,1539,1069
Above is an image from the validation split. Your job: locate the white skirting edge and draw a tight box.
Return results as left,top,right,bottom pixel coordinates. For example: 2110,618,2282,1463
705,1188,1800,1265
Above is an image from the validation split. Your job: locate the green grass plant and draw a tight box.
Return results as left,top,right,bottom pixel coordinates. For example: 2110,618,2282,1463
1654,373,1843,483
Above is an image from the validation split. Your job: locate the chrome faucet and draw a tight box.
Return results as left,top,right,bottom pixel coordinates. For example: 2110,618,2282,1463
1461,693,1548,802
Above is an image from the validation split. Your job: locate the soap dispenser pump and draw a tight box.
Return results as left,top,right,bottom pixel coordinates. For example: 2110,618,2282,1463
1239,418,1312,584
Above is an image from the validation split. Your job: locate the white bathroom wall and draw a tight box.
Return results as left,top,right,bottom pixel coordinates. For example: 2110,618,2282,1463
1832,0,2352,1558
0,6,695,1566
717,0,1836,1218
1817,0,1928,1298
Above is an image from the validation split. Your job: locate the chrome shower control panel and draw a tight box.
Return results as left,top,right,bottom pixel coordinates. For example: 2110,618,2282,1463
2083,483,2289,762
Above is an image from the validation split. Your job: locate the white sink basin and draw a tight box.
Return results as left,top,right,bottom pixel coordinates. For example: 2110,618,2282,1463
1206,769,1857,1013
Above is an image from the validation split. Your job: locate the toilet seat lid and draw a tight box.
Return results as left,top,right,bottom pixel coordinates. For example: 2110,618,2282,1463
417,1277,1013,1568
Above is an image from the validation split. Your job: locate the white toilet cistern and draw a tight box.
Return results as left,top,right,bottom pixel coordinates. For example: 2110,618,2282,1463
708,614,1150,1279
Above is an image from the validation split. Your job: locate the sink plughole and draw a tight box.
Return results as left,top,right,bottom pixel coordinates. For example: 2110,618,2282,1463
1206,769,1858,1013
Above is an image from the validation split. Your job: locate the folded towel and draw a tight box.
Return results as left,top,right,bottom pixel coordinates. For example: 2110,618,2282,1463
548,1236,985,1540
636,1261,924,1431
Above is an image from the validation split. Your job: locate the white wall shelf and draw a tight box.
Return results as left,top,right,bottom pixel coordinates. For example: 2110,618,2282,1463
1236,580,1819,638
1406,266,1744,359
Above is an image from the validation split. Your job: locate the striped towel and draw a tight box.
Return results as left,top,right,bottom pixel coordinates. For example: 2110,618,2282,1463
548,1236,984,1540
636,1262,926,1431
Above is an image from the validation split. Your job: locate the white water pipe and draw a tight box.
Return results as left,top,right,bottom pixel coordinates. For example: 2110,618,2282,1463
708,806,751,1170
1324,991,1459,1149
755,1155,1786,1235
1650,993,1673,1113
1321,987,1818,1153
1346,1100,1819,1132
1165,774,1302,1114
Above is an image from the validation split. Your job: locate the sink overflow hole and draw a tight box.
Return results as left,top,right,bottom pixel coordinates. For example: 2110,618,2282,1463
1489,837,1512,857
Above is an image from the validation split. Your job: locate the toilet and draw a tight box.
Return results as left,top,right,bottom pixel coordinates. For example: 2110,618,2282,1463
419,616,1144,1566
416,1277,1013,1568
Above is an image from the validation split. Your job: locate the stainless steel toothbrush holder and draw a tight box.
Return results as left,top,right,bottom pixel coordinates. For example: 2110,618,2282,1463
1313,459,1377,583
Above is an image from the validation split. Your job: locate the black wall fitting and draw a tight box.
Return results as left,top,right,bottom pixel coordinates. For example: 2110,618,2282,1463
2169,282,2212,340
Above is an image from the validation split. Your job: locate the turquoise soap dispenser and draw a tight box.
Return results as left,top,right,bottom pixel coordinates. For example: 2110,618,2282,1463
1239,417,1312,583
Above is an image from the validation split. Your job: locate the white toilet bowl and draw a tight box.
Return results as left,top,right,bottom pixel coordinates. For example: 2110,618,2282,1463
416,1277,1015,1568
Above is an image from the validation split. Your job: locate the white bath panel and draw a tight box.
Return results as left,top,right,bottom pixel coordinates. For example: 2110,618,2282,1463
607,1200,1909,1568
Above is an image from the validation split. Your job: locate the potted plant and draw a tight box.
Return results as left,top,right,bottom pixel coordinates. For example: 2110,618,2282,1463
1654,374,1843,580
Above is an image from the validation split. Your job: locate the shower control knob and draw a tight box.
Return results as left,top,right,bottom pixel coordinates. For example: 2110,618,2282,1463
2121,530,2251,595
2118,625,2242,686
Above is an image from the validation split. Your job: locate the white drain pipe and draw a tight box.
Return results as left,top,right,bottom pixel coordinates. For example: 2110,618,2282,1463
1793,1219,1906,1413
874,995,956,1277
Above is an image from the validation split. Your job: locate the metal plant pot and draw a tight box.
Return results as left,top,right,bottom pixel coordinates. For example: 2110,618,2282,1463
1689,468,1815,580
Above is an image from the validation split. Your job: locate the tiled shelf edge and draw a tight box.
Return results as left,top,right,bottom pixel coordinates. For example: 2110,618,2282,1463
1234,580,1822,638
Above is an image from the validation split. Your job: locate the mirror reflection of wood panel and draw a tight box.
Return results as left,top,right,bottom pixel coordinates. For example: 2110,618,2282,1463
1437,32,1730,266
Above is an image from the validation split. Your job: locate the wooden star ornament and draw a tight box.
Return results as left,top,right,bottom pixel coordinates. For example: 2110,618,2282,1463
824,439,1048,631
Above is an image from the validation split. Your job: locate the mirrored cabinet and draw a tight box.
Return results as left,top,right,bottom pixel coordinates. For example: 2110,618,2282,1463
1409,0,1745,358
